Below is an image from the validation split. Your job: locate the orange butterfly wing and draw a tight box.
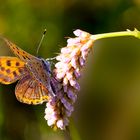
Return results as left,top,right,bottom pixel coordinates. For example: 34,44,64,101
15,75,49,104
0,57,27,84
2,37,36,62
3,37,51,86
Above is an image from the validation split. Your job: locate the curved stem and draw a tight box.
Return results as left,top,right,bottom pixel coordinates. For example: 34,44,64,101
90,28,140,41
68,119,81,140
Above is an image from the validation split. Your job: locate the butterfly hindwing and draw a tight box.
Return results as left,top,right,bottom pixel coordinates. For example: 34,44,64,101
27,59,52,89
0,57,27,84
15,75,49,105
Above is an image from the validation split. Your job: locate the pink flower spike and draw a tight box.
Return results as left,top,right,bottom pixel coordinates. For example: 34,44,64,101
61,47,70,54
63,77,68,86
79,57,85,66
73,29,83,37
56,55,70,63
81,50,88,60
57,118,69,130
67,38,81,46
71,57,78,69
69,79,77,87
67,89,77,102
44,29,94,130
74,82,80,91
55,62,64,69
56,120,65,130
61,97,74,111
56,72,65,80
47,118,56,126
70,48,80,58
65,110,72,117
63,85,68,93
66,71,73,80
74,69,81,79
81,40,93,52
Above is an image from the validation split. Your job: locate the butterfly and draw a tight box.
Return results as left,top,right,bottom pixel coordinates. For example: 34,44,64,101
0,37,56,105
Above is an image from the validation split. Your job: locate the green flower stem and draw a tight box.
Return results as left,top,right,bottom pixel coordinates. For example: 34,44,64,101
90,28,140,41
69,118,81,140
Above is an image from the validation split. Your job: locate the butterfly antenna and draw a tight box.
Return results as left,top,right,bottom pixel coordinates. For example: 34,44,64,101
36,29,47,56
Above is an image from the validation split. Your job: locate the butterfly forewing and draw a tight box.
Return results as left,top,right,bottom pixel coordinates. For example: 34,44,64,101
0,57,27,84
2,37,37,62
15,75,49,104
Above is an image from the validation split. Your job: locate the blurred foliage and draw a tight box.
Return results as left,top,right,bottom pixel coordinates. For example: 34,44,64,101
0,0,140,140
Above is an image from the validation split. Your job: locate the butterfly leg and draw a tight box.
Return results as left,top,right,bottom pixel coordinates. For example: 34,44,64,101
46,57,56,61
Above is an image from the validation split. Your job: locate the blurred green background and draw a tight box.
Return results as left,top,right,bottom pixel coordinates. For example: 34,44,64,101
0,0,140,140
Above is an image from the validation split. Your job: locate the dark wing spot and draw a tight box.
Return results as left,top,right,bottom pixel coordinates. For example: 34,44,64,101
15,46,19,50
6,60,11,66
3,78,9,83
26,56,30,60
42,74,45,78
17,51,20,54
23,56,27,59
7,41,13,46
18,68,23,73
16,62,20,66
1,67,5,71
13,71,18,77
6,69,10,74
12,46,15,50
